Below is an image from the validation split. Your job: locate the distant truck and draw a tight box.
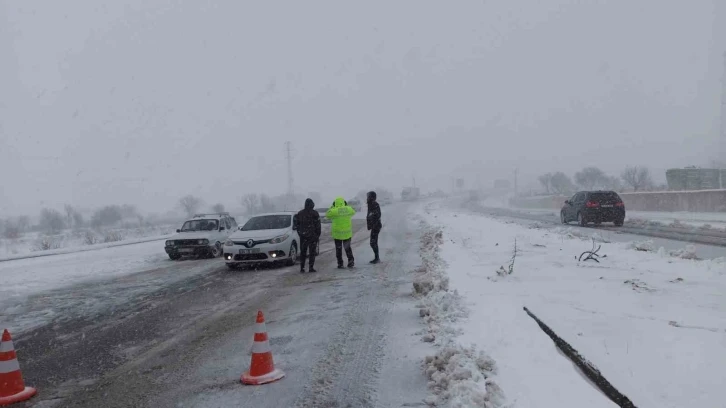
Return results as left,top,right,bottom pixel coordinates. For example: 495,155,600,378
401,187,420,201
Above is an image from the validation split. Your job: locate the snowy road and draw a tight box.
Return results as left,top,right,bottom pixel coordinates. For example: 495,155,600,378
469,203,726,259
10,203,433,408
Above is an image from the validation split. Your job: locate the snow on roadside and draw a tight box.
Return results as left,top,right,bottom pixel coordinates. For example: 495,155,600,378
410,212,506,407
0,240,168,325
424,201,726,408
0,225,175,260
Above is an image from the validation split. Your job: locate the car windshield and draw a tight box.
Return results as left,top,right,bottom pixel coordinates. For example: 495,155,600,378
589,192,620,202
241,215,291,231
180,219,219,232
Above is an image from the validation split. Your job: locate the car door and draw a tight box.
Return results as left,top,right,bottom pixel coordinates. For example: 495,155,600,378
572,192,586,216
213,218,226,243
565,193,578,219
221,218,232,240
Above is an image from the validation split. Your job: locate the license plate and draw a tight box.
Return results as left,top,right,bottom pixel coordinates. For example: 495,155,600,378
179,248,193,253
239,248,260,254
601,204,613,208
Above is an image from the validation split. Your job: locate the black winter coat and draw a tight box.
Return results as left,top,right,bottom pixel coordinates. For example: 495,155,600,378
295,199,322,239
367,201,382,231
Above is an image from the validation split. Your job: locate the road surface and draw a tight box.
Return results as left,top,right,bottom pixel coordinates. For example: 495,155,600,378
10,203,431,408
466,203,726,260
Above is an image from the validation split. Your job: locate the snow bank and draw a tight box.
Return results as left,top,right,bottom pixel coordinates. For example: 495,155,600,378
411,209,506,407
425,202,726,408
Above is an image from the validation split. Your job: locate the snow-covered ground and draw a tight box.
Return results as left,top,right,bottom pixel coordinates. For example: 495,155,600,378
0,240,166,301
415,200,726,407
0,240,177,332
0,224,176,260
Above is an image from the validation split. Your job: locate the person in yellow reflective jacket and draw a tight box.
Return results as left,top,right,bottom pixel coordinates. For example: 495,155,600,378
326,196,356,268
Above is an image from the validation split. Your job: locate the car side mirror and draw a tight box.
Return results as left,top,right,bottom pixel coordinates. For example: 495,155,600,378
564,200,570,205
176,229,181,233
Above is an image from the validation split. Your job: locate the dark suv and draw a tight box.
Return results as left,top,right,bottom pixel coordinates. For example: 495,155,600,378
561,190,625,227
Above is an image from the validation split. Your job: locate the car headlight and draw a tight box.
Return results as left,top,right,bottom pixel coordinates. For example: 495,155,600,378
198,239,209,245
165,240,173,246
224,239,234,246
269,234,289,244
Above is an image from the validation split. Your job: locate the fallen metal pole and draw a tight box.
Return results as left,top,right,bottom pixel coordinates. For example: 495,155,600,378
523,306,637,408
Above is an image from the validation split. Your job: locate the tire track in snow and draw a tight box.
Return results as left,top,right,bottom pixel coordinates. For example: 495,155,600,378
295,224,408,407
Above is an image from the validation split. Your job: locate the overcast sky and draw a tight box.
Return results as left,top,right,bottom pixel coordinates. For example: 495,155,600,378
1,0,724,215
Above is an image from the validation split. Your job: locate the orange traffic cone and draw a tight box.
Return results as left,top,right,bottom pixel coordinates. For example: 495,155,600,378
0,329,36,406
241,311,285,385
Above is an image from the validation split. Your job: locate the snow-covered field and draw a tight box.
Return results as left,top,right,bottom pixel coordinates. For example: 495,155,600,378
414,200,726,407
0,224,176,260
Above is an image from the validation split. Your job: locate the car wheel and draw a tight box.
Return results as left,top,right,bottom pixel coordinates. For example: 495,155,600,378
211,242,223,258
560,211,567,224
286,243,298,266
168,253,181,261
226,263,238,270
578,212,587,227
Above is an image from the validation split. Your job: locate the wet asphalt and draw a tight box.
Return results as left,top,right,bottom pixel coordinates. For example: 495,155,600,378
13,221,369,407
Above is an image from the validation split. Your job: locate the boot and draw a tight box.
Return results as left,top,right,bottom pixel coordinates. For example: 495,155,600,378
347,260,355,268
309,267,317,273
300,266,306,273
370,250,380,264
337,264,345,269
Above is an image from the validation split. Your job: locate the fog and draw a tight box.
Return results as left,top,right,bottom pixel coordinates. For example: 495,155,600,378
1,0,724,216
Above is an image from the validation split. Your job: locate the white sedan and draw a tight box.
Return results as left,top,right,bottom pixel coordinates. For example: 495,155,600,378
223,212,299,269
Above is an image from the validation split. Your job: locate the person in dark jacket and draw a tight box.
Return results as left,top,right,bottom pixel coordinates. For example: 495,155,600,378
366,191,382,264
294,198,321,273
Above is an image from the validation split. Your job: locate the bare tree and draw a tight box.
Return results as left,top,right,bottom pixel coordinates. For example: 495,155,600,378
241,194,260,214
39,208,65,234
574,167,608,190
538,173,553,194
91,205,123,228
73,212,85,228
211,203,225,213
621,166,653,192
179,195,203,217
550,172,575,195
120,204,138,218
2,220,20,239
604,176,623,191
64,204,75,227
16,215,30,232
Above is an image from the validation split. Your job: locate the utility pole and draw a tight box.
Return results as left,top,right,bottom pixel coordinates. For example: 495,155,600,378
285,141,294,207
514,168,519,197
720,52,726,172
